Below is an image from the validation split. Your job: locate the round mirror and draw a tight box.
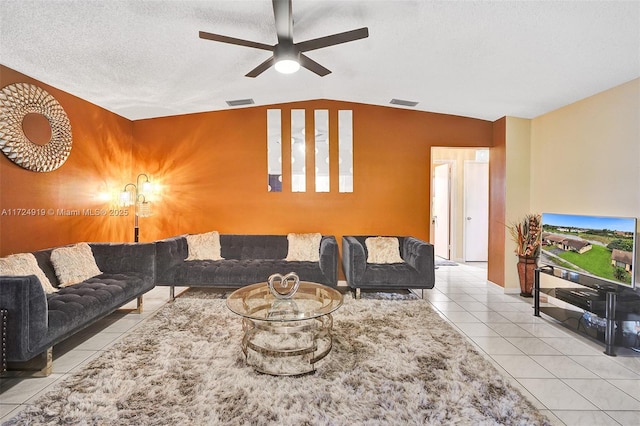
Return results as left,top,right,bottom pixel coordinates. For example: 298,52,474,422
22,113,52,145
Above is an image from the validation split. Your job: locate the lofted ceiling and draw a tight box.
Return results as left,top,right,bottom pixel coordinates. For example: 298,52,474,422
1,0,639,122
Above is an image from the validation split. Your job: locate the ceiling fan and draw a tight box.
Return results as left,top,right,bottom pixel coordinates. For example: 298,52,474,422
199,0,369,77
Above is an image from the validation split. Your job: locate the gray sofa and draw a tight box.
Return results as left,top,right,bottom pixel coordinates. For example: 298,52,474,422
155,234,339,295
342,236,436,297
0,242,155,376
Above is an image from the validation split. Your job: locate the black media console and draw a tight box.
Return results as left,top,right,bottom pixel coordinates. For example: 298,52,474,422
534,265,640,356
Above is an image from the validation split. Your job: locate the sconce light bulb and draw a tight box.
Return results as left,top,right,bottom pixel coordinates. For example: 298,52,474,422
119,191,132,206
142,181,152,193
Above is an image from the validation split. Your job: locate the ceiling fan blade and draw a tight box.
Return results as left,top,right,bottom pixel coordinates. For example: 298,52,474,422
272,0,293,43
296,27,369,52
199,31,273,51
299,54,331,77
246,56,276,78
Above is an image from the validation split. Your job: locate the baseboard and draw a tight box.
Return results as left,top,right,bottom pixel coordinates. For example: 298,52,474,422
486,279,519,294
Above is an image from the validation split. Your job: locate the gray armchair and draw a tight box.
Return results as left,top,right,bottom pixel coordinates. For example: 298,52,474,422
342,236,435,298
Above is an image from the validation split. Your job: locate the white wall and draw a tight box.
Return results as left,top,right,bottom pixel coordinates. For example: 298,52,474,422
530,78,640,218
529,78,640,290
502,78,640,292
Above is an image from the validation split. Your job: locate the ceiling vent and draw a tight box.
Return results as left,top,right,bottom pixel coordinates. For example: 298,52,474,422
226,98,255,107
390,98,419,107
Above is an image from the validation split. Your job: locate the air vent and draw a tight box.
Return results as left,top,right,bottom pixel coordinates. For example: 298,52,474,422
390,98,419,107
226,98,255,107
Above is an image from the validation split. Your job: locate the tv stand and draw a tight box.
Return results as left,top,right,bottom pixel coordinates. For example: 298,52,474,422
534,266,640,356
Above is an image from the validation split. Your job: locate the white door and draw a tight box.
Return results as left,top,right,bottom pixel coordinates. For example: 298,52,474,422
432,163,451,259
464,161,488,261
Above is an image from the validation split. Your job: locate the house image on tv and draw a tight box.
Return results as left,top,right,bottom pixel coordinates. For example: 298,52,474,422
542,233,593,254
611,249,633,272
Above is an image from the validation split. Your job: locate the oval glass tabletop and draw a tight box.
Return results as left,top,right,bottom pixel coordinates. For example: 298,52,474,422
226,281,343,321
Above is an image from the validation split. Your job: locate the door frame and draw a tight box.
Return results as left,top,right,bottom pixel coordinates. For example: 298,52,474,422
431,159,455,260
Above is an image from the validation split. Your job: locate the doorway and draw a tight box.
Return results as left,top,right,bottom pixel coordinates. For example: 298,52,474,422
431,148,489,262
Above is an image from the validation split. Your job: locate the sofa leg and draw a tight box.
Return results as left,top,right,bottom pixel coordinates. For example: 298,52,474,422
118,296,144,314
355,288,361,299
4,348,53,377
168,287,189,301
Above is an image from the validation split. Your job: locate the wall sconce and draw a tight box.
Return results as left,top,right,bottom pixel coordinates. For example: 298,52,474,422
120,173,155,242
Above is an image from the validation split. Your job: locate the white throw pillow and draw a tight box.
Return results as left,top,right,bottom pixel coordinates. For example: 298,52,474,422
0,253,58,294
186,231,223,261
50,243,102,287
285,233,322,262
365,237,405,264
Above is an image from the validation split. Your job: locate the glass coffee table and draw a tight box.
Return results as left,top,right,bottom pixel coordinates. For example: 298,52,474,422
226,280,343,376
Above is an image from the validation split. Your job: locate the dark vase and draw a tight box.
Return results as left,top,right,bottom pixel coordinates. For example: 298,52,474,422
517,256,537,297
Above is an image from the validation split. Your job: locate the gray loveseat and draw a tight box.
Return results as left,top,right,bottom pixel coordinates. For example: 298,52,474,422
155,234,339,296
0,242,155,376
342,236,436,297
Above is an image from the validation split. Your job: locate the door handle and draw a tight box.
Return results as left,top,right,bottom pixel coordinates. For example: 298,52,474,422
466,217,472,220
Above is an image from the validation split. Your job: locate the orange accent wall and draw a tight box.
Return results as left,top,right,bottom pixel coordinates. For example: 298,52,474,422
488,118,506,286
132,100,494,279
0,65,133,256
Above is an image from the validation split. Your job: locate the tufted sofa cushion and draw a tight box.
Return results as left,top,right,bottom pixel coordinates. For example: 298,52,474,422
40,273,150,355
360,263,423,285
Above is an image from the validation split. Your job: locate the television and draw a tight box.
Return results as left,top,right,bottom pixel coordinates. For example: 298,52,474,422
540,213,637,289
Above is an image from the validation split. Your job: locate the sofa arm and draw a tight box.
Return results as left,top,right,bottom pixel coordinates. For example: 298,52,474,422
319,236,339,286
342,236,367,287
0,275,48,361
155,236,189,284
402,237,436,288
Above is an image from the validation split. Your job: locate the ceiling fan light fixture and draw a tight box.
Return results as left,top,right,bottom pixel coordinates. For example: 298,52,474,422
274,58,300,74
274,43,300,74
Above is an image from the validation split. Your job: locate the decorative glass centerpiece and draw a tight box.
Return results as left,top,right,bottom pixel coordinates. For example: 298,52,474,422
267,272,300,299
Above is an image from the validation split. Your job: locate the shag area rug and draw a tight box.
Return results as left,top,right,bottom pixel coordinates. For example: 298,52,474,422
6,290,549,425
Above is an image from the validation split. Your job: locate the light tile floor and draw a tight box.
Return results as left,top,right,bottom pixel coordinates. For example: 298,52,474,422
427,262,640,426
2,264,640,425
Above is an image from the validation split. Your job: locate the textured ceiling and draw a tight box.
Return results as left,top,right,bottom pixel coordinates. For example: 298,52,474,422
1,0,639,121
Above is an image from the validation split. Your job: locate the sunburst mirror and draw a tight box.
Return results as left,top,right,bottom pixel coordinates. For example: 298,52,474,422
0,82,72,172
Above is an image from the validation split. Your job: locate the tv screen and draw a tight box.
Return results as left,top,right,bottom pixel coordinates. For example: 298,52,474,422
541,213,637,289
